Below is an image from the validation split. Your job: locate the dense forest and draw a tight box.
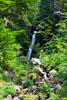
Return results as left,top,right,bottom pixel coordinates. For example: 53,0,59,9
0,0,67,100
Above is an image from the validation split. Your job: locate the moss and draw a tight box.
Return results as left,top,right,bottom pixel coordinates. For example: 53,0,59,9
39,83,51,94
0,85,16,98
23,79,34,88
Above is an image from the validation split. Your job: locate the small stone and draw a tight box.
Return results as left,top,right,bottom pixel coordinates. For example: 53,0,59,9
13,97,20,100
5,71,14,77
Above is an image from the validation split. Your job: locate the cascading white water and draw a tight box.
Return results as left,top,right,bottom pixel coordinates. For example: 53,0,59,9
27,31,37,60
54,0,56,5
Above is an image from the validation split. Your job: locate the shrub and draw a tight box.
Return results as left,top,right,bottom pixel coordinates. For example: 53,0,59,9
0,26,21,70
1,73,12,82
30,73,37,80
40,52,66,71
0,87,3,99
55,81,67,98
56,66,67,81
47,93,59,100
0,85,16,99
23,79,33,88
39,83,51,94
2,86,16,98
55,88,62,97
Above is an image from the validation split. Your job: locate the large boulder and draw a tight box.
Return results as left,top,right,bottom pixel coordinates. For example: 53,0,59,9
31,58,41,65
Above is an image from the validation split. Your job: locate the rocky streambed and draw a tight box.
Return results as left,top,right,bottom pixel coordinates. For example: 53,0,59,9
2,58,63,100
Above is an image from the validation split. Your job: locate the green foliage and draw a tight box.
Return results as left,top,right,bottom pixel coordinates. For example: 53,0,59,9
2,86,16,98
60,98,67,100
55,88,63,97
47,93,59,100
33,43,42,57
55,81,67,97
7,56,32,84
0,26,21,69
0,85,16,99
0,0,41,56
40,51,67,71
39,7,67,70
0,0,40,28
16,29,30,53
1,73,12,82
35,0,54,50
0,56,31,83
39,83,51,94
39,10,67,98
0,0,67,99
0,87,3,99
30,73,37,80
23,79,33,88
56,67,67,81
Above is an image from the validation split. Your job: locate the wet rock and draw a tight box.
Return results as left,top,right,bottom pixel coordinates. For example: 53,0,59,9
3,95,12,100
31,58,41,65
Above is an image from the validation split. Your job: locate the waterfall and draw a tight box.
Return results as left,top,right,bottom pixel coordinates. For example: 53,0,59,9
27,31,37,60
54,0,56,5
43,72,48,80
